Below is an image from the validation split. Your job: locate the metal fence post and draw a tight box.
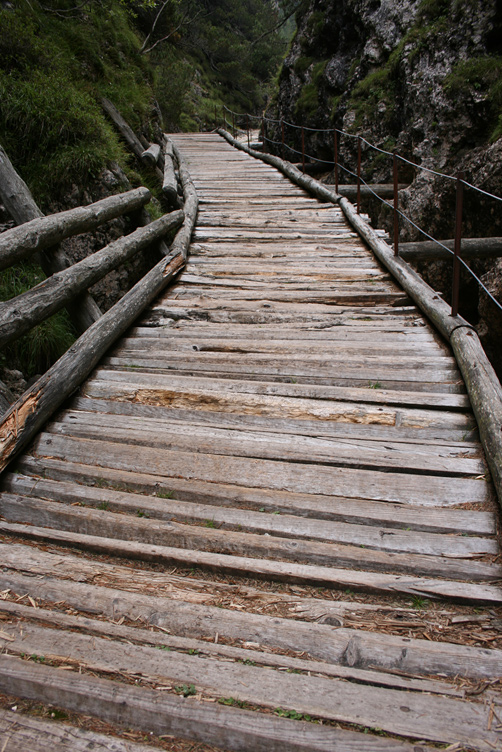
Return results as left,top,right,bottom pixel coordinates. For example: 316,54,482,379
281,119,285,160
357,136,362,214
451,172,465,317
334,130,339,194
301,126,305,173
393,151,399,256
247,114,250,147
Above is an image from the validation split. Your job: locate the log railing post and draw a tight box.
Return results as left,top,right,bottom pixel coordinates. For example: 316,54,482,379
393,151,399,256
451,172,464,317
357,136,362,214
334,130,339,194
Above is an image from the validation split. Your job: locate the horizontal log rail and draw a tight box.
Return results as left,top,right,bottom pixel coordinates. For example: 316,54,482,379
0,209,184,348
0,142,102,333
399,237,502,260
0,187,151,270
0,135,197,472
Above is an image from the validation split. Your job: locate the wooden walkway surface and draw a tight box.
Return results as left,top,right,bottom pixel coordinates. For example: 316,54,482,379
1,132,502,751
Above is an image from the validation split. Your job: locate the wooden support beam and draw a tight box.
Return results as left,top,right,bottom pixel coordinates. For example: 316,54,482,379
0,210,184,348
141,142,161,166
101,98,163,183
162,137,179,205
168,137,198,260
0,141,102,333
0,250,184,472
399,237,502,260
0,187,151,270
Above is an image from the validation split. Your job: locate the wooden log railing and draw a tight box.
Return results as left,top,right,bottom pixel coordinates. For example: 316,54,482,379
0,143,102,333
0,133,197,472
0,187,150,271
0,209,183,348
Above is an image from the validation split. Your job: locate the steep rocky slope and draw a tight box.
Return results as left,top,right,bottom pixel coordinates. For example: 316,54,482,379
269,0,502,374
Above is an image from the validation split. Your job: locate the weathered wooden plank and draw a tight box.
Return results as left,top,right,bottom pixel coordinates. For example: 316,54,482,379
0,656,436,752
83,370,473,419
6,475,494,556
2,621,497,748
0,708,156,752
1,564,502,673
50,410,485,477
17,455,494,534
3,491,497,580
2,519,501,603
113,336,455,366
0,598,464,697
31,433,491,506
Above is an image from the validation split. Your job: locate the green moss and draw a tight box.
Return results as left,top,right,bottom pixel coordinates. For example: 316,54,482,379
444,55,502,141
0,2,154,206
295,82,319,119
347,67,396,129
0,263,76,377
307,10,324,37
417,0,450,22
294,56,314,75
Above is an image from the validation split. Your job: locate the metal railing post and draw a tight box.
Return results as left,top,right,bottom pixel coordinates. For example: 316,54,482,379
232,111,236,138
247,114,250,147
451,172,464,317
301,126,305,173
334,130,339,194
393,150,399,256
281,119,285,160
357,136,362,214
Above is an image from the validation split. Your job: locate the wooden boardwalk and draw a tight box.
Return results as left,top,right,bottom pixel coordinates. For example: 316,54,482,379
1,132,502,751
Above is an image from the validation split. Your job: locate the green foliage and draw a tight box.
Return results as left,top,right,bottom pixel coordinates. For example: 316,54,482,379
0,1,152,206
444,55,502,141
347,66,396,130
295,83,318,119
175,684,197,697
294,56,314,75
275,708,312,721
0,263,76,377
218,697,247,707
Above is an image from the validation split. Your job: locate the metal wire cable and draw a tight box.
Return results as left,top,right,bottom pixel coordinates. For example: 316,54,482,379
220,106,502,311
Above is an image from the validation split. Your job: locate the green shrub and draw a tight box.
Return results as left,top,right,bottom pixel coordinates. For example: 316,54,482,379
0,263,76,377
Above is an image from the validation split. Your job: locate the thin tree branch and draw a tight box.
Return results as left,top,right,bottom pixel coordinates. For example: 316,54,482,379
250,0,301,47
142,7,209,55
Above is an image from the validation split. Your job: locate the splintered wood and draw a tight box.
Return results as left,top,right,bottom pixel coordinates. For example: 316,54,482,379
0,133,501,752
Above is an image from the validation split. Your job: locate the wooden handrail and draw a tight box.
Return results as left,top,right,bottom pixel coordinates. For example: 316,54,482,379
0,137,197,471
0,187,151,271
0,142,102,333
0,210,184,348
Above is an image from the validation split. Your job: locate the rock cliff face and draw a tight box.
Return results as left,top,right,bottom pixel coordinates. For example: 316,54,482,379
269,0,502,374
